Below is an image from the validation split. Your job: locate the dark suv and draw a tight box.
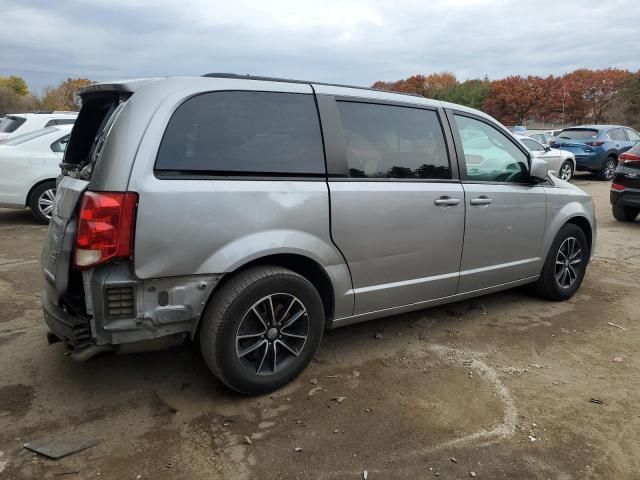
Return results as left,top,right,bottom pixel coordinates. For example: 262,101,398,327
611,142,640,222
551,125,640,180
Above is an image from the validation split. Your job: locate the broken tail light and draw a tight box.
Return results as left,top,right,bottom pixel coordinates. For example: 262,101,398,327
74,191,138,269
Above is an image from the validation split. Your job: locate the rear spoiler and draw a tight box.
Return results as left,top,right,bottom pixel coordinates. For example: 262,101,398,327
77,78,159,97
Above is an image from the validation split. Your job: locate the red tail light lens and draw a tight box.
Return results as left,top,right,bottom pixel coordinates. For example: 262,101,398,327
619,151,640,164
611,183,625,191
585,141,605,147
74,192,138,269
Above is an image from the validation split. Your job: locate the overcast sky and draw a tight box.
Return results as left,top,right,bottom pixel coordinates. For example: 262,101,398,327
1,0,639,94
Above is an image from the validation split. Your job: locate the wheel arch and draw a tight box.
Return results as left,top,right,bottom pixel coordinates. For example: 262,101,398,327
565,216,593,258
25,178,56,207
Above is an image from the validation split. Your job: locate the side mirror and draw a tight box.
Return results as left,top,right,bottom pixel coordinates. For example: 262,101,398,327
530,157,549,182
544,146,551,152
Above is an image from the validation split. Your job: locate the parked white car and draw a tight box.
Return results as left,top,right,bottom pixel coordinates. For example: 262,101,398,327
516,134,576,181
0,125,72,223
0,112,77,142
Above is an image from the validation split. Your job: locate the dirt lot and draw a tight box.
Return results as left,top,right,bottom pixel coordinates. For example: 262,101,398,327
0,176,638,479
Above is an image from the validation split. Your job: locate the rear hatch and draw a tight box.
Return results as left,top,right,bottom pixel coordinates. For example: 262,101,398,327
552,128,600,154
617,145,640,190
42,91,129,309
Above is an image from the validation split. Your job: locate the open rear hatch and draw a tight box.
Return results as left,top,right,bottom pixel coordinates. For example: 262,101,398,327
42,91,130,309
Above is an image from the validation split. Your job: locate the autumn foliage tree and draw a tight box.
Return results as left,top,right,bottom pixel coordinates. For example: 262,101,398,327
41,78,93,111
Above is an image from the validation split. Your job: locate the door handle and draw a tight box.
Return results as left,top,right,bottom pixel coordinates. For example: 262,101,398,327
470,196,493,206
434,196,461,207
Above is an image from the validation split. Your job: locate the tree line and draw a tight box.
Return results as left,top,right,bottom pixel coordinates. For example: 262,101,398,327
372,69,640,129
0,76,92,114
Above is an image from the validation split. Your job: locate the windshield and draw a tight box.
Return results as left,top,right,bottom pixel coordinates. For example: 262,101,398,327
0,115,26,133
2,127,57,145
558,129,599,141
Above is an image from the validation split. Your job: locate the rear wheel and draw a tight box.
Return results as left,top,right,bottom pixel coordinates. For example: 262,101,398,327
199,266,325,395
597,156,617,181
535,224,588,301
612,205,639,222
28,181,56,224
558,160,573,181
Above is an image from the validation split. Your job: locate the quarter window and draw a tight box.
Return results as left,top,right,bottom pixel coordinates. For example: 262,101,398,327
454,115,529,183
51,134,70,153
336,102,450,179
608,128,626,141
626,129,640,141
155,92,325,176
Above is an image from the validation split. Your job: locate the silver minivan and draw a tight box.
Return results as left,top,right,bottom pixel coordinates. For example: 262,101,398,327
42,74,596,394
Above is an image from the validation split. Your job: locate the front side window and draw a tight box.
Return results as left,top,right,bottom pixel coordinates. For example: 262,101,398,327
454,114,529,183
155,91,325,176
608,128,627,141
336,102,450,179
626,128,640,142
521,138,545,152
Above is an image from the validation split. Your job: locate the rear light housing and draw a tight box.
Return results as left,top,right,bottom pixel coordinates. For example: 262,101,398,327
74,192,138,270
611,183,625,192
585,141,605,147
619,151,640,164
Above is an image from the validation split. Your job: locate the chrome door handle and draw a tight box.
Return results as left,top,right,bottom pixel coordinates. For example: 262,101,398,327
470,196,493,206
434,196,461,207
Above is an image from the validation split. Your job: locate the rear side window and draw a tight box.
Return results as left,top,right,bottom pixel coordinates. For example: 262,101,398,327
45,118,76,127
336,102,450,179
627,129,640,141
155,91,325,176
0,115,26,133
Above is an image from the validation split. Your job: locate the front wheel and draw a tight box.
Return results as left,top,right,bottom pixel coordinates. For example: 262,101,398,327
199,266,325,395
612,205,639,222
28,181,56,224
535,224,588,301
597,157,616,181
558,160,573,181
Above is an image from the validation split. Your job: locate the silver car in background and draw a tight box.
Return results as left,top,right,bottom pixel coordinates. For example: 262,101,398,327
516,134,576,181
41,74,596,394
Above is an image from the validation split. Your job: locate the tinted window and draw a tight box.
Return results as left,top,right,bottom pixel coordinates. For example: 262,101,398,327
0,115,26,133
336,102,450,179
625,129,640,141
454,115,529,183
156,92,325,175
558,129,599,140
51,134,70,153
608,128,626,141
45,119,76,127
521,138,545,152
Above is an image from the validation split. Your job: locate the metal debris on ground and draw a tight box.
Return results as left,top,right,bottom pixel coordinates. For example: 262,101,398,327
607,322,627,330
23,438,99,460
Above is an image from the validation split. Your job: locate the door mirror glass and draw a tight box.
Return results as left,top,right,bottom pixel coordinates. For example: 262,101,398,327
530,157,549,181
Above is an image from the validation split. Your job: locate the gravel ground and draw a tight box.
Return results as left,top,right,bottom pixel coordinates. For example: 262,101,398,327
0,176,638,479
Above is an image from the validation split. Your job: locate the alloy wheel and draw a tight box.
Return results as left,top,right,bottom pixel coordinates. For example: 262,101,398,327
555,237,583,289
235,293,309,376
37,188,56,220
604,159,616,180
559,163,573,181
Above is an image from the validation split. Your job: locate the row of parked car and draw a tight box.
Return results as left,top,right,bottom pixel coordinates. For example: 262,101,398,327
0,110,639,224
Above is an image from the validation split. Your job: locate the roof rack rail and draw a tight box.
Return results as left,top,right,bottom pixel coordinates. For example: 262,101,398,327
201,73,424,98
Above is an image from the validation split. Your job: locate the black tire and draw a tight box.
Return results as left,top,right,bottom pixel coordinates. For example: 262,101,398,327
558,160,573,181
535,224,588,301
597,156,617,181
28,181,56,224
612,205,639,222
199,266,324,395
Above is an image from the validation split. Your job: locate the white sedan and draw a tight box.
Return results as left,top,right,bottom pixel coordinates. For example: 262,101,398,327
0,125,72,223
516,134,576,181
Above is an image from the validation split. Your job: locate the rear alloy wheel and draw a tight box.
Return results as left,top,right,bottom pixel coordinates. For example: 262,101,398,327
558,161,573,181
598,157,617,181
612,205,639,222
28,181,56,224
535,223,588,301
199,266,324,395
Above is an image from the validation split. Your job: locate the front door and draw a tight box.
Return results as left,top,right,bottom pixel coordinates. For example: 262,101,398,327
449,112,547,293
327,99,465,315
